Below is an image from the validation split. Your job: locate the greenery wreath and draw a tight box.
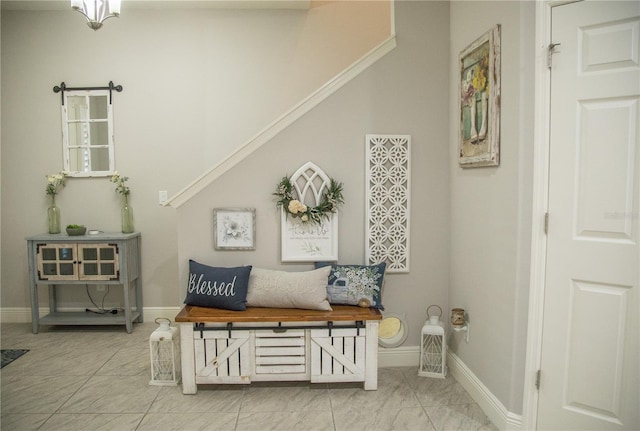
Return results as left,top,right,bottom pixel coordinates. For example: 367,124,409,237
274,175,344,224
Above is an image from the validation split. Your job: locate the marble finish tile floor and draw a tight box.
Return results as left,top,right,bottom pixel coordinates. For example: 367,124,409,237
1,323,497,431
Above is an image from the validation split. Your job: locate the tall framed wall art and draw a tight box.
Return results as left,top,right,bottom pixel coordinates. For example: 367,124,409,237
458,24,501,168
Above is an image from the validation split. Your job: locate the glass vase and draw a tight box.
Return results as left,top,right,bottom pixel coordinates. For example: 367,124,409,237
121,196,134,233
48,196,61,234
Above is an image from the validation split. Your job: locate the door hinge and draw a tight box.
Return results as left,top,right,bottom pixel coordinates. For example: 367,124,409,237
544,212,549,235
535,369,542,390
547,43,561,69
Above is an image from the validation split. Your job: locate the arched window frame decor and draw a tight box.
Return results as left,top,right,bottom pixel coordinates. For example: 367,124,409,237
280,162,339,262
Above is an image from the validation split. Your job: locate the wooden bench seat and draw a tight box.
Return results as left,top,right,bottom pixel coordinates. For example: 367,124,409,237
176,304,382,323
176,305,382,394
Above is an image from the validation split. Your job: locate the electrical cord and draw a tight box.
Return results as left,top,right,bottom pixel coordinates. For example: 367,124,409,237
84,285,124,315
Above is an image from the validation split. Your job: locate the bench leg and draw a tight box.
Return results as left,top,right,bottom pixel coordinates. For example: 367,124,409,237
364,320,379,390
180,323,197,394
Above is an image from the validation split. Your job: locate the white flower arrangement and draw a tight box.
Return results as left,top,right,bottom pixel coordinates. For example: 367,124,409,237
110,171,130,197
274,175,344,224
45,172,66,196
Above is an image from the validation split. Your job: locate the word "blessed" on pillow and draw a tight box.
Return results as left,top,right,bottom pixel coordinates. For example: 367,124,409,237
184,260,252,311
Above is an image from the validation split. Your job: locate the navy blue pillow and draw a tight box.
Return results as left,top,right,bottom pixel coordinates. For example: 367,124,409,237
315,262,386,309
184,260,252,311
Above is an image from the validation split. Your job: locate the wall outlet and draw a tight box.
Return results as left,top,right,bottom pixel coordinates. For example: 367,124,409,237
158,190,168,205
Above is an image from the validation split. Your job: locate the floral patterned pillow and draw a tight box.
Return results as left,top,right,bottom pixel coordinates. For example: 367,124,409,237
315,262,386,309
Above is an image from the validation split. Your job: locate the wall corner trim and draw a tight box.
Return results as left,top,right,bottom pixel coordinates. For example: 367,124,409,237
165,34,398,208
448,351,524,431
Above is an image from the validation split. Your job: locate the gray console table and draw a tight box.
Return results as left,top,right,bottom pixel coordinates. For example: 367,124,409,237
26,232,142,333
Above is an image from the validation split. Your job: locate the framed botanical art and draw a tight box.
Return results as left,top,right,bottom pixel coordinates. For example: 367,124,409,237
281,215,337,262
459,24,501,168
213,208,256,250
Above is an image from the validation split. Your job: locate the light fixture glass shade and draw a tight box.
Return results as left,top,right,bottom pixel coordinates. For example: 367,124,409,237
109,0,121,15
71,0,121,31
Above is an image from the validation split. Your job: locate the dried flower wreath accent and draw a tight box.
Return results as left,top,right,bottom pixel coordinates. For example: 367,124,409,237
274,175,344,224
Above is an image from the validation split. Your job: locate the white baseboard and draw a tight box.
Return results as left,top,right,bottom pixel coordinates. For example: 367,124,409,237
447,351,523,431
1,308,34,323
0,307,182,324
378,345,420,368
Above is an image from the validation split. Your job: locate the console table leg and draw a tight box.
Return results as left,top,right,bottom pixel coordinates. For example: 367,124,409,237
48,285,57,313
123,281,133,333
29,280,39,334
135,278,143,323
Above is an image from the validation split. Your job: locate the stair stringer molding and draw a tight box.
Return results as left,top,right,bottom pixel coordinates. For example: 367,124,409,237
166,33,397,208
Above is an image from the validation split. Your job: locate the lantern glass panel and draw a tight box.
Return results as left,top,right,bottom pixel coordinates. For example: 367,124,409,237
151,339,177,381
419,321,447,379
421,333,443,374
149,324,181,386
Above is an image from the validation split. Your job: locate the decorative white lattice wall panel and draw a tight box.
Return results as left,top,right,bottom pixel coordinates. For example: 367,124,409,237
365,135,411,273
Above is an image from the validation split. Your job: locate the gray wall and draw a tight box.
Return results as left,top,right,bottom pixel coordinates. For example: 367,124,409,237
176,0,452,357
0,2,388,310
448,1,535,414
1,0,538,417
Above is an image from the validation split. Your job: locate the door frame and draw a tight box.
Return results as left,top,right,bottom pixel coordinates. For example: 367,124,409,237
523,1,581,430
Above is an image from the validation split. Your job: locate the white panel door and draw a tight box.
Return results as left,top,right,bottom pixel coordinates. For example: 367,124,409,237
539,1,640,429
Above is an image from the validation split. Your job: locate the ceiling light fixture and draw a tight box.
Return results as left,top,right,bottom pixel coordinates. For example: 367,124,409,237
71,0,121,31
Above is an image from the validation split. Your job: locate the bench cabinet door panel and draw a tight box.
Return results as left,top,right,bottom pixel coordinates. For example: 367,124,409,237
310,328,365,383
194,330,251,384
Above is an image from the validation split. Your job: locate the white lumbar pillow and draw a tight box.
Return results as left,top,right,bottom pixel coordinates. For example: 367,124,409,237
246,266,332,311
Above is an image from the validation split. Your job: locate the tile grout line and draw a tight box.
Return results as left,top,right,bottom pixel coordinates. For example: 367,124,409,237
135,384,165,431
327,386,338,431
233,385,248,431
402,366,439,431
37,338,122,429
35,374,93,430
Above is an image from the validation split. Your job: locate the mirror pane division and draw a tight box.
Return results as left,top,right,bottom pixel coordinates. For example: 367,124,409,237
62,91,114,176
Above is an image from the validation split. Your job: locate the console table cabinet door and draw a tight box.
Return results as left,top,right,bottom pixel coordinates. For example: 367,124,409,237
36,243,77,281
36,243,119,281
77,243,119,280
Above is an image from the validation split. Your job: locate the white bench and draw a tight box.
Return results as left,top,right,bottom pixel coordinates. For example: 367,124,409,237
175,305,382,394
